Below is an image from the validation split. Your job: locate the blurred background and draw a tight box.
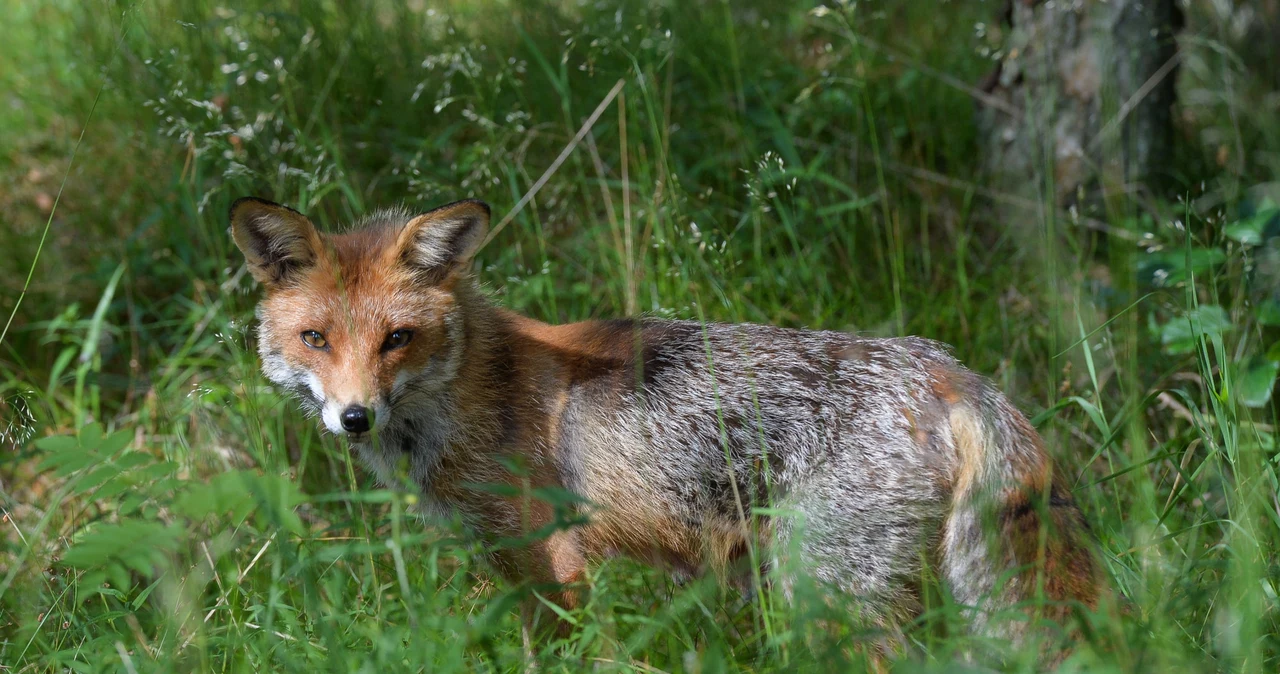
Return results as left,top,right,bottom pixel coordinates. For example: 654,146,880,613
1,0,1277,671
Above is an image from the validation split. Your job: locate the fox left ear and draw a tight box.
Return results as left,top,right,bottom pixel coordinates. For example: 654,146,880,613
395,199,490,284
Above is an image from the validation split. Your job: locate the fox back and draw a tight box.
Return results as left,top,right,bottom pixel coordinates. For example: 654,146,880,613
231,197,1102,643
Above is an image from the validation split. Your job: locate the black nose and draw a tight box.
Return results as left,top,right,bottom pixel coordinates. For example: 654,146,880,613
340,405,371,433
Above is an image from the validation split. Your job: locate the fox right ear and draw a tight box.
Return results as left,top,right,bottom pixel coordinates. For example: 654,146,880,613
230,197,324,289
394,199,491,285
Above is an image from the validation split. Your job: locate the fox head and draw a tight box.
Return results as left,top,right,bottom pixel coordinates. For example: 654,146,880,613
230,197,489,441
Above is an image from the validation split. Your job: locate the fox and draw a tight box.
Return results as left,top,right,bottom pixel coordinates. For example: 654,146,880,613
230,196,1103,650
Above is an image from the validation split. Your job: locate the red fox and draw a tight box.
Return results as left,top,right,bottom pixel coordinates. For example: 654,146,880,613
231,197,1102,645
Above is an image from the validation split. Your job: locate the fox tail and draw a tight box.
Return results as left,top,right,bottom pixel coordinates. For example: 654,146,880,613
941,378,1102,641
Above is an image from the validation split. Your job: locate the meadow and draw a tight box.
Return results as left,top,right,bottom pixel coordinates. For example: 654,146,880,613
1,1,1278,671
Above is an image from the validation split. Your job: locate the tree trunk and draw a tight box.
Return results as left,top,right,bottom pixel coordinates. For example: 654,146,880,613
978,0,1182,213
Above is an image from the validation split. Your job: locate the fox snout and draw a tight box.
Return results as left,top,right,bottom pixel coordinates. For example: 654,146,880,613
340,405,372,433
319,395,389,440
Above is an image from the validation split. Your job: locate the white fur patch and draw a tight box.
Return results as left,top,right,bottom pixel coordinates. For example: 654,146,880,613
305,372,326,402
321,401,345,435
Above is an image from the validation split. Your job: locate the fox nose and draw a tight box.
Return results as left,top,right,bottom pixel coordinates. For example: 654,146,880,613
340,405,371,434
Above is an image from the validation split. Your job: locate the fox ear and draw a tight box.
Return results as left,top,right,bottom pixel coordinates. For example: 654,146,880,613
230,197,324,289
395,199,490,284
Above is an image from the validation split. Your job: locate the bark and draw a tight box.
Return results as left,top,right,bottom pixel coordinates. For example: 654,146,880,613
978,0,1182,211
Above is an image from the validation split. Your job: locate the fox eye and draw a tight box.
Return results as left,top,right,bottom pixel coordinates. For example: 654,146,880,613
300,330,328,349
382,329,413,352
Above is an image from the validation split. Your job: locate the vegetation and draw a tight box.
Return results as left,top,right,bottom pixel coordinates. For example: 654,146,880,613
2,1,1277,671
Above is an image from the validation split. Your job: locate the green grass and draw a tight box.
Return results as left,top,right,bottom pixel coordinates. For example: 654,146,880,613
1,0,1278,671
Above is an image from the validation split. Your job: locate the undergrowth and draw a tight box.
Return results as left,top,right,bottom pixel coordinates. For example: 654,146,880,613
1,1,1277,672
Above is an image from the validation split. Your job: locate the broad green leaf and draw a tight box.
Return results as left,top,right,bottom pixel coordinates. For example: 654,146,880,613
94,586,128,601
78,423,104,448
1258,299,1280,327
73,570,107,606
47,651,96,674
173,470,305,534
94,477,133,502
172,480,244,520
113,451,155,470
98,428,134,456
134,460,179,482
35,434,78,452
1225,197,1279,246
1224,222,1263,245
1239,359,1279,408
1161,305,1233,355
248,472,306,534
531,486,593,507
38,445,99,477
61,521,182,573
79,465,121,493
146,476,185,497
120,492,148,515
1138,248,1226,287
132,574,164,610
108,564,132,596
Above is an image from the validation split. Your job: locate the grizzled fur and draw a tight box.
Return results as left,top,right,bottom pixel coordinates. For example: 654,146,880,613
230,197,1102,644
